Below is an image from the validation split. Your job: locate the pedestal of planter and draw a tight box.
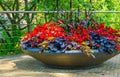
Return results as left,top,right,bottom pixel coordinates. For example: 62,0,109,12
22,48,119,68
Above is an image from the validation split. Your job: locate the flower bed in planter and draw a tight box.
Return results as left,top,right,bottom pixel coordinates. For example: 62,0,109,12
20,20,120,67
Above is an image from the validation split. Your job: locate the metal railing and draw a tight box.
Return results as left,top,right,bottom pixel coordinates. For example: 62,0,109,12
1,11,120,13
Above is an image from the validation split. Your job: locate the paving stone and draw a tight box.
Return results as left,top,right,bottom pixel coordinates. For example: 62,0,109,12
0,54,120,77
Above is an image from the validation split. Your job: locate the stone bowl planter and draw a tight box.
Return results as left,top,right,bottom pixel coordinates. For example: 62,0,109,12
22,48,119,68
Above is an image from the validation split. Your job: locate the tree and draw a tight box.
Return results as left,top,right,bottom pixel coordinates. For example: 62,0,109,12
0,0,39,53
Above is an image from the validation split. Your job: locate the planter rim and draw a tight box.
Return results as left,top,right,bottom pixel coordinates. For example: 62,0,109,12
22,47,119,54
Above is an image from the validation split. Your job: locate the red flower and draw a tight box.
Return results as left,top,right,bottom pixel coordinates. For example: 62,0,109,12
116,44,120,51
82,28,87,35
23,21,120,51
88,23,119,41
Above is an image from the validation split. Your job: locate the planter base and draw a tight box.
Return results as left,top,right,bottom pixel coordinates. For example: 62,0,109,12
22,49,119,68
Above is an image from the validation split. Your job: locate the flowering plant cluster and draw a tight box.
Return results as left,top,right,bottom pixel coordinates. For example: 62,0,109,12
20,20,120,58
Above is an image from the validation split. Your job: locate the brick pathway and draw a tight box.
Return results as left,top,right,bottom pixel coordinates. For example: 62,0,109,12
0,54,120,77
